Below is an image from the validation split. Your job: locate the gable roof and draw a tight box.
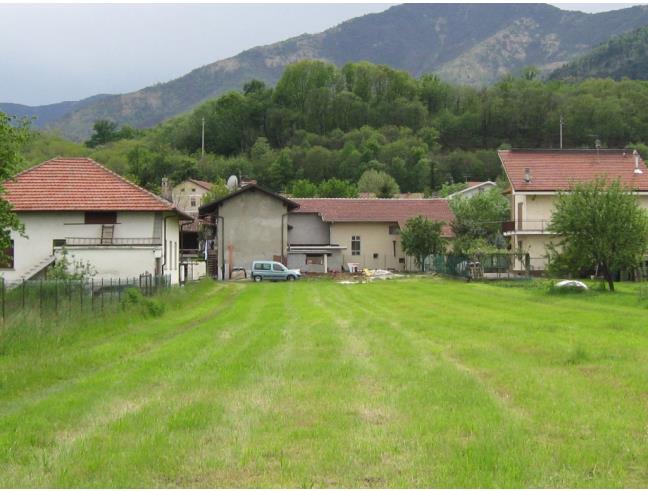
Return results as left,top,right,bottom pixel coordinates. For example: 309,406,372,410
187,179,212,191
199,183,299,215
499,149,648,192
292,198,454,235
3,157,190,217
447,181,497,198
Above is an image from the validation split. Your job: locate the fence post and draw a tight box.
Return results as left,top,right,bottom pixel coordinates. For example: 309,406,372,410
80,278,84,311
1,277,5,325
101,278,104,312
22,279,25,309
91,278,94,311
118,278,121,303
54,279,58,315
39,279,43,320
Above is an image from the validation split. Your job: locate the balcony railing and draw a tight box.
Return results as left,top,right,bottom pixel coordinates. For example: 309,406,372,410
64,237,162,246
501,220,552,234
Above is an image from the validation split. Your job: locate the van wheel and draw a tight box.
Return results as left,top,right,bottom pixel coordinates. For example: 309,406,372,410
253,275,262,282
287,275,295,281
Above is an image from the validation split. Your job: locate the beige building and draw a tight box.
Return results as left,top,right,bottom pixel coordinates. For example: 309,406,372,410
172,179,212,213
499,149,648,272
289,198,454,273
199,187,455,277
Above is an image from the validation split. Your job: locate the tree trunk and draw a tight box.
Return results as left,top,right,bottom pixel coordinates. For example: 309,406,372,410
602,263,615,292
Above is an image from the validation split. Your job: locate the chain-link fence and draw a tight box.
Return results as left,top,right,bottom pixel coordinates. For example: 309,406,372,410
0,274,172,326
425,253,547,280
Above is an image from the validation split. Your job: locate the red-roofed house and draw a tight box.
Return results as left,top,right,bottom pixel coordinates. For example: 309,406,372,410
198,183,454,275
289,197,454,272
499,149,648,271
1,157,191,284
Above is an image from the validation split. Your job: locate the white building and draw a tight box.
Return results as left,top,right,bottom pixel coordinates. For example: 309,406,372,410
1,157,191,285
446,181,497,199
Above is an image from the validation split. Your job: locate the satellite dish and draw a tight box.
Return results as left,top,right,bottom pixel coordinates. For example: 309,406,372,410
226,175,239,191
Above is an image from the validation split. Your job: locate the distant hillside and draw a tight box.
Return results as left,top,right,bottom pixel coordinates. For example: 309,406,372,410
5,3,648,140
549,25,648,81
0,94,111,128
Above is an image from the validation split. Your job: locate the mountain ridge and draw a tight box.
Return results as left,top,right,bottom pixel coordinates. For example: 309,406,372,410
5,3,648,140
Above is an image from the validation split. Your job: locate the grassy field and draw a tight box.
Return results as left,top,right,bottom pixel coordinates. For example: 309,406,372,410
1,277,647,487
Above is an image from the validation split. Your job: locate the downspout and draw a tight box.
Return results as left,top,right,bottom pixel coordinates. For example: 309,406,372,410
217,215,225,280
281,212,289,264
161,214,173,276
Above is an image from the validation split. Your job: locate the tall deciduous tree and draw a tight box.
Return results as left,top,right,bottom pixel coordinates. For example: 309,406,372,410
0,112,30,264
548,178,648,291
357,169,400,198
449,187,509,254
400,216,447,270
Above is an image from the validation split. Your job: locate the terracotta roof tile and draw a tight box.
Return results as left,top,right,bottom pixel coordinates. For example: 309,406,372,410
188,179,212,190
3,157,179,212
499,149,648,192
293,198,454,235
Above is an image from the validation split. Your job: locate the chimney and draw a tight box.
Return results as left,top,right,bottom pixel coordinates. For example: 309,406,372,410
633,150,643,175
523,168,532,183
161,177,172,200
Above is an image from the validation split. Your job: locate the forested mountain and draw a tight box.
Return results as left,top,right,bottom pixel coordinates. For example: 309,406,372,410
5,3,648,140
18,60,648,200
550,25,648,81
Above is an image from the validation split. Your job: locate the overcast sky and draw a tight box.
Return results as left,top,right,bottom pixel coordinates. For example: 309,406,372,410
0,3,644,106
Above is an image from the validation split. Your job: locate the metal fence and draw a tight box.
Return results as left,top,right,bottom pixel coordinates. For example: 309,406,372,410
0,274,172,325
425,253,547,280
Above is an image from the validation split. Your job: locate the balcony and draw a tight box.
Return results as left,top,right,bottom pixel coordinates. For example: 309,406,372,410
64,237,162,247
501,220,553,236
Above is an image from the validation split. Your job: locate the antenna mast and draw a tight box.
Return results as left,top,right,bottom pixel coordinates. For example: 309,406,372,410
559,114,564,149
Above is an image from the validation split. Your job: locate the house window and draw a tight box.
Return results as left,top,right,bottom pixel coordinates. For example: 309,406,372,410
190,198,197,207
85,212,117,224
191,188,196,192
393,240,397,257
351,236,361,256
0,240,14,269
306,255,323,265
53,239,66,248
389,224,400,235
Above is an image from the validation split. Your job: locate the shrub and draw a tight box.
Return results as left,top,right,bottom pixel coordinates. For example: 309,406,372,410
120,287,165,317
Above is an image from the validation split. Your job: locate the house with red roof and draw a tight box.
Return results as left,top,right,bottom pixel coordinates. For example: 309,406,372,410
198,183,454,277
499,149,648,271
1,157,191,284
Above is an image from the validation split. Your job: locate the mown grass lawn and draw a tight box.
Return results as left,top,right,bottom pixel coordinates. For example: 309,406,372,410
1,277,647,487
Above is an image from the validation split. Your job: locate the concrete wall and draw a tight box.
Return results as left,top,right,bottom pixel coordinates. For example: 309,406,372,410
172,181,210,213
287,213,329,245
287,251,344,273
330,222,416,271
218,190,288,274
1,211,182,284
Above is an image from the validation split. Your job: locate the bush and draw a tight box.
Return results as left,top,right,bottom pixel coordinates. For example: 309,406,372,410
120,287,165,317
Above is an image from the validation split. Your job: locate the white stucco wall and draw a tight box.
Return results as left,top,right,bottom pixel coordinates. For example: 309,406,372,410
1,211,182,284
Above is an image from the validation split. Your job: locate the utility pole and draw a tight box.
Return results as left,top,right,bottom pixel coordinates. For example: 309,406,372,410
201,117,205,158
559,114,564,149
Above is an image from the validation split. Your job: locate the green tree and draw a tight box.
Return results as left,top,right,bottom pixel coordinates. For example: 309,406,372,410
548,178,648,291
449,187,510,254
201,179,230,205
318,178,358,198
85,120,120,148
289,179,319,198
0,112,30,265
400,216,447,270
357,169,400,198
268,149,294,191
